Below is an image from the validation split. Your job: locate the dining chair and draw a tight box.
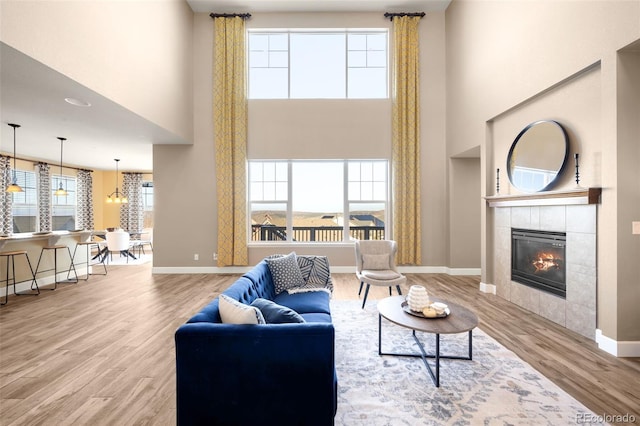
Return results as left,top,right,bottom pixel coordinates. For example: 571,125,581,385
105,231,131,263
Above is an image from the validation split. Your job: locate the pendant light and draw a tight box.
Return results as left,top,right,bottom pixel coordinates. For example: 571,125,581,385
106,159,128,204
6,123,24,193
54,137,68,196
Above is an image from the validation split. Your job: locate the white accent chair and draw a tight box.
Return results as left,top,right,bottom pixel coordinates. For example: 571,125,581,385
106,231,131,263
355,239,407,309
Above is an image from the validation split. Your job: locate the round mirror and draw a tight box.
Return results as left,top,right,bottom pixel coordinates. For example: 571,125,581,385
507,120,569,193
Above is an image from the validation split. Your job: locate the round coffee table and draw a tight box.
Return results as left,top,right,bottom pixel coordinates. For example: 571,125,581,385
377,295,479,387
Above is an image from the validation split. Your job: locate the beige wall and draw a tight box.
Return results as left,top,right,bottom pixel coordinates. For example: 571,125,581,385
154,11,450,268
0,0,194,142
616,48,640,341
446,0,640,342
153,12,217,268
449,157,481,268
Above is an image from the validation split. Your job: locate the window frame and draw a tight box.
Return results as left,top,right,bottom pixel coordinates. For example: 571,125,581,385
51,174,77,231
248,29,389,100
248,159,389,244
10,170,37,233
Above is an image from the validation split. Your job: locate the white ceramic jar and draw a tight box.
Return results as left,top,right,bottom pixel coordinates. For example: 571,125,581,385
406,285,430,312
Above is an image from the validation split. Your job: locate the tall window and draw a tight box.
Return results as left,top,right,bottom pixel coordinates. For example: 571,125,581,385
52,175,76,230
249,160,388,242
249,161,288,241
348,161,387,241
11,170,37,233
142,181,154,228
248,29,388,99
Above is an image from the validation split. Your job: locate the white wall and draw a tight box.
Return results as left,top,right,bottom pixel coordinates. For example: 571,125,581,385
0,0,194,142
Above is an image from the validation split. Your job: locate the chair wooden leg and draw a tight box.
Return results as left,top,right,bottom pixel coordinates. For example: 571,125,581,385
396,285,402,295
358,281,364,295
361,284,370,309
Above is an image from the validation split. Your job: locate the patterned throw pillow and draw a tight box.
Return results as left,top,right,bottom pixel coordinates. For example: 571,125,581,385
265,252,305,295
250,298,305,324
219,294,265,324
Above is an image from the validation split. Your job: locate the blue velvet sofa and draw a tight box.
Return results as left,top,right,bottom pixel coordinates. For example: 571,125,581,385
175,255,337,426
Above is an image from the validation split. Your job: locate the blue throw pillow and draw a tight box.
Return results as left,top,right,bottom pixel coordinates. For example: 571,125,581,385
251,298,306,324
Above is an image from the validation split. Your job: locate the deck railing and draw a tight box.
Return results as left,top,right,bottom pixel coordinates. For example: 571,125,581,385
251,225,385,242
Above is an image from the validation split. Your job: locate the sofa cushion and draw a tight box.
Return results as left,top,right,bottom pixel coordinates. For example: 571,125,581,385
266,252,305,295
219,294,265,324
274,290,331,315
251,298,306,324
300,312,332,323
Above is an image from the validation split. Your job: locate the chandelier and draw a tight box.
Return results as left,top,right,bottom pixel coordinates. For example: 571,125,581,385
54,137,68,196
6,123,24,193
106,159,128,204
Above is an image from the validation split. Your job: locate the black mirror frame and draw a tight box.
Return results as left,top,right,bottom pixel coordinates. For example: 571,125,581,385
506,120,570,193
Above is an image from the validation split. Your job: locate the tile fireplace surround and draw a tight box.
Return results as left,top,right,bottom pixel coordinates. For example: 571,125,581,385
492,203,597,339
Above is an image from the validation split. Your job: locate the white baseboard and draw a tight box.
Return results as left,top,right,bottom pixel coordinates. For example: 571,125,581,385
0,266,89,297
596,329,640,357
152,266,252,274
331,266,450,274
479,282,497,294
152,265,481,276
447,267,482,276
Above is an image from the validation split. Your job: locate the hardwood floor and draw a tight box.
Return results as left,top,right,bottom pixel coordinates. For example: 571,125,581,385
1,263,638,425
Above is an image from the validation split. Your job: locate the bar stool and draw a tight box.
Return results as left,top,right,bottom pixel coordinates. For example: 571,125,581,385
70,241,107,280
0,250,39,305
34,245,79,290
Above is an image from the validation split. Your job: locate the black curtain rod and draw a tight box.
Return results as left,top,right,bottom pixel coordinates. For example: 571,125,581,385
210,13,251,20
384,12,426,21
35,161,93,173
0,154,93,173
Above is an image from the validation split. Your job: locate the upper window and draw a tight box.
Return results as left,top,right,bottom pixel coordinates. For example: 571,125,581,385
248,29,388,100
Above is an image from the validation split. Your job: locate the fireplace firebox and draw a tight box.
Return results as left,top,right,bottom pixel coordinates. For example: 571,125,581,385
511,228,566,298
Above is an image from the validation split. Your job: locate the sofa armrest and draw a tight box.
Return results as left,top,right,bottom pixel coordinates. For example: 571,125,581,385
175,322,336,426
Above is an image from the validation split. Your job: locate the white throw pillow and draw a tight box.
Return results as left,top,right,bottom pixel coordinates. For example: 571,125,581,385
219,294,265,324
362,254,390,270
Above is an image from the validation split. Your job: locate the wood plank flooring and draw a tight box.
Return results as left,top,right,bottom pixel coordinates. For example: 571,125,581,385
0,263,638,425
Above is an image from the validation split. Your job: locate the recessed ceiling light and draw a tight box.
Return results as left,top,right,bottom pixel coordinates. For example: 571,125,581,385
64,97,91,107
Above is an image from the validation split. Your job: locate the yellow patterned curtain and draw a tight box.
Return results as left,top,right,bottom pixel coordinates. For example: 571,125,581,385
213,16,248,266
391,16,422,265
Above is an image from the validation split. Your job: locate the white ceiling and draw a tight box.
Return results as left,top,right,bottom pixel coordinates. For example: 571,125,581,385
0,42,185,172
1,0,450,172
187,0,451,13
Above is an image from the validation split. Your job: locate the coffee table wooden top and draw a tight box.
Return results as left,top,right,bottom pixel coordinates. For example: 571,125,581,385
378,295,479,334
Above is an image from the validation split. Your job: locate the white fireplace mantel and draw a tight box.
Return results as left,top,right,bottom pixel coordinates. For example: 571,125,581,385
485,187,601,208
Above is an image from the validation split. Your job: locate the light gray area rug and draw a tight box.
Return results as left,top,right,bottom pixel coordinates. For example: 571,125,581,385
332,300,603,425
